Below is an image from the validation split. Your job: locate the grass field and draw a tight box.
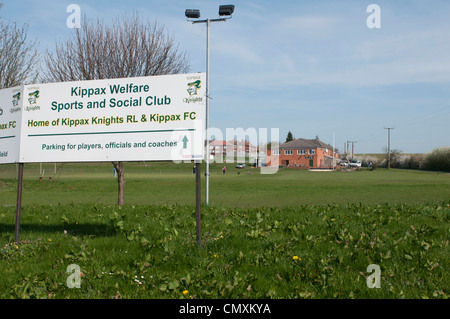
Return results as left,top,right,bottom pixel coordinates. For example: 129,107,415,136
0,162,449,299
0,162,449,206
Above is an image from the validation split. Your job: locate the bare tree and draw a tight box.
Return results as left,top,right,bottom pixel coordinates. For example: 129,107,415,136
43,14,190,206
0,5,39,88
43,14,189,82
382,146,402,168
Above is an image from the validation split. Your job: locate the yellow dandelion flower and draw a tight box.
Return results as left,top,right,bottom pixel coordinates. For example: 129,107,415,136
183,290,189,295
293,256,300,260
214,254,219,258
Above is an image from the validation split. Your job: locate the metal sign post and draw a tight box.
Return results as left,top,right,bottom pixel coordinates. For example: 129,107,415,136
14,163,24,242
195,161,202,246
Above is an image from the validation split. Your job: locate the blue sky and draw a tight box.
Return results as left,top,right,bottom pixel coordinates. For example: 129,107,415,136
1,0,449,153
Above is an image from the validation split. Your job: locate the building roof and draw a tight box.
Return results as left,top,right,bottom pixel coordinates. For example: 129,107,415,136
209,139,230,146
280,138,334,150
228,139,256,147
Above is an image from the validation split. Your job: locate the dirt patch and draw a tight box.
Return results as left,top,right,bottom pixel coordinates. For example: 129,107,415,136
0,181,11,189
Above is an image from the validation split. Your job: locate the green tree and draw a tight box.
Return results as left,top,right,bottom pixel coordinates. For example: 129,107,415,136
286,131,294,142
425,146,450,172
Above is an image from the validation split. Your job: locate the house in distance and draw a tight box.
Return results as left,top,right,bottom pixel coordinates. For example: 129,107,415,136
209,138,258,162
266,137,339,169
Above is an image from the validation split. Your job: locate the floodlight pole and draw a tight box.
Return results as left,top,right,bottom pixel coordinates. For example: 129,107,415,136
206,18,210,206
190,17,230,205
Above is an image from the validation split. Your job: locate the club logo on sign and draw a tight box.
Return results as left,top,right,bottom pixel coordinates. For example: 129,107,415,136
28,90,40,105
12,92,21,107
187,80,201,96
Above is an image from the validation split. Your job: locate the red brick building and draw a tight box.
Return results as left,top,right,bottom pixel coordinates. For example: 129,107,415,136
209,139,258,160
266,138,339,169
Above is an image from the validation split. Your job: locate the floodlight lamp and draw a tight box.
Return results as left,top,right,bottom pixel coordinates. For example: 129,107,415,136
185,9,200,19
219,5,234,16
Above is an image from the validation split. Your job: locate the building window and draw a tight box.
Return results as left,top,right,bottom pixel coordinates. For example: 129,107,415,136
309,149,315,155
297,150,306,155
285,150,293,155
272,150,281,155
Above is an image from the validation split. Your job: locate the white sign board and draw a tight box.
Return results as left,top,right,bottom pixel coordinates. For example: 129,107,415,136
0,86,23,164
1,73,205,163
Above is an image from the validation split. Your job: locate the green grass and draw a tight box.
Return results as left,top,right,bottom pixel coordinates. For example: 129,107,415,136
0,163,449,299
0,162,449,206
0,203,448,299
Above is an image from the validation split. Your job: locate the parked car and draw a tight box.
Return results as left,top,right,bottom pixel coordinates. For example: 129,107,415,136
339,160,349,167
349,160,362,167
236,163,245,169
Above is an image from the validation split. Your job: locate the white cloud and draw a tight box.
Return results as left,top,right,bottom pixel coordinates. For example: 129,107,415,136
215,19,450,90
278,15,340,32
213,41,264,64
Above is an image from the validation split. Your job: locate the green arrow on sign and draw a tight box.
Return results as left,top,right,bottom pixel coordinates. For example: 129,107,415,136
182,135,189,149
